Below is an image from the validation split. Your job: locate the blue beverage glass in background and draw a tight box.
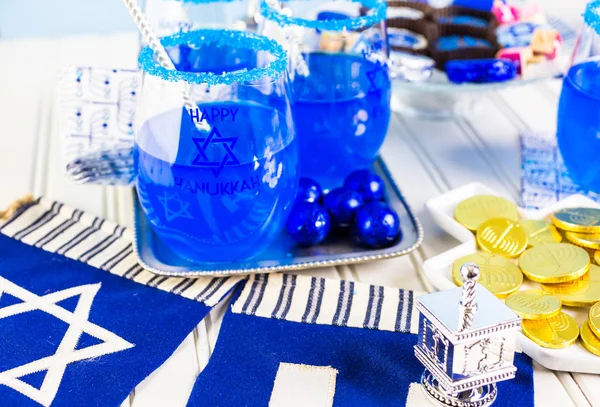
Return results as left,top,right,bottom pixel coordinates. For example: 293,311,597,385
143,0,257,37
557,0,600,193
135,30,297,263
259,0,391,188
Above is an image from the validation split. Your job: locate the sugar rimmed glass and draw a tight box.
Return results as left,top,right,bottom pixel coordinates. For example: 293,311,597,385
258,0,391,187
135,29,297,263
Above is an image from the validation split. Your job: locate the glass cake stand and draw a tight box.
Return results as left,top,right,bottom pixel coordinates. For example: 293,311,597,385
392,15,575,119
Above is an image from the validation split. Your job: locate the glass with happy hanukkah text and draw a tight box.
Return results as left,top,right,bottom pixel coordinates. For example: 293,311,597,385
557,0,600,193
259,0,391,187
135,30,297,263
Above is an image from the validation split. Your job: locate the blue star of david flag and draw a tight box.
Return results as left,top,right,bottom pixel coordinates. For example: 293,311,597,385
0,197,243,407
188,274,535,407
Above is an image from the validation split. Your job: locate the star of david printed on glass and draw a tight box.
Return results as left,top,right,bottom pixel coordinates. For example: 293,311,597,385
414,263,522,407
135,29,298,264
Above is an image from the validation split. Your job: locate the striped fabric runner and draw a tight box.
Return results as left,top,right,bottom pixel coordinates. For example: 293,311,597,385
232,273,423,334
0,197,243,307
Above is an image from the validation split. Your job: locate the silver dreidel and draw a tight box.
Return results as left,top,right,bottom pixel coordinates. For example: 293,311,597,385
414,263,522,407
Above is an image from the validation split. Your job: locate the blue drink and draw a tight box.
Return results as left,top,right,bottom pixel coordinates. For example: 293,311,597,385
292,52,391,187
135,102,297,263
557,60,600,192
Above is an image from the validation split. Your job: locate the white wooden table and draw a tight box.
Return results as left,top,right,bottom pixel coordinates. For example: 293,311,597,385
1,2,599,405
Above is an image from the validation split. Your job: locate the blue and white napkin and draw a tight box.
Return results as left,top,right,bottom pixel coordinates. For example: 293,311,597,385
520,130,600,210
0,197,243,407
187,273,535,407
59,67,139,186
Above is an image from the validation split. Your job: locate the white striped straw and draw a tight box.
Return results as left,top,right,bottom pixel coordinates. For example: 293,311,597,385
122,0,208,131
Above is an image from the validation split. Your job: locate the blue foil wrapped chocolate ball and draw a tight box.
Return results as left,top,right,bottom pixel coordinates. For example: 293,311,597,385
286,202,331,246
297,177,323,203
352,201,401,248
343,169,386,202
323,188,364,228
445,59,517,84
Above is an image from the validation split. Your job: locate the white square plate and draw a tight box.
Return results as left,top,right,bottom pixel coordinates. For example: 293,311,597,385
423,182,600,374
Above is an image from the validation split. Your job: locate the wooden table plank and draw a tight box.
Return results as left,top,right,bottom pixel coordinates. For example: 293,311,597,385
130,333,200,407
380,113,459,259
495,84,560,131
572,374,600,407
0,39,55,208
533,362,578,407
398,114,515,198
457,97,523,197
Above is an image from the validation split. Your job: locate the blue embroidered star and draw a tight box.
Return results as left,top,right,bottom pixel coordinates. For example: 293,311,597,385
192,126,239,178
158,191,194,222
366,60,386,98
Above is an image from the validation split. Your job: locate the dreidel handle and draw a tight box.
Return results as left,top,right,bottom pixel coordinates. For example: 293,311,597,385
458,262,480,331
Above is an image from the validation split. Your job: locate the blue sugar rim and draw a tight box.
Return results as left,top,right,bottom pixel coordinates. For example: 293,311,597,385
138,29,287,86
584,0,600,35
260,0,387,31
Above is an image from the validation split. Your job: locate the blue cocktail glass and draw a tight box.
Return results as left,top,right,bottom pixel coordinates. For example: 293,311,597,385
135,30,297,263
557,1,600,193
259,0,391,188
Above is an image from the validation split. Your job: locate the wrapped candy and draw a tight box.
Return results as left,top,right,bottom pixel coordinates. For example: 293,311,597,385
323,188,364,228
445,59,517,84
343,169,386,202
492,2,545,26
286,202,331,246
496,47,533,75
496,22,541,48
352,201,401,248
492,2,518,25
389,51,435,82
531,28,562,60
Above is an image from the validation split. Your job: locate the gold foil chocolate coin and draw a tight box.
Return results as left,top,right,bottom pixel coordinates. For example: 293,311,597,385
505,290,561,320
519,220,562,247
565,232,600,250
542,264,600,307
552,207,600,233
519,243,590,283
595,250,600,265
580,322,600,357
452,252,523,298
476,218,528,258
589,302,600,338
521,312,579,349
454,195,519,232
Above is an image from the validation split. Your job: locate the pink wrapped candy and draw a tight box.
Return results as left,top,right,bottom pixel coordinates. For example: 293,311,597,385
493,2,546,26
492,2,518,25
496,47,533,75
531,28,562,60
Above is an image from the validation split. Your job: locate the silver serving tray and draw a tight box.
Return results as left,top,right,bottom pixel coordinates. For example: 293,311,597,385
133,157,424,277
